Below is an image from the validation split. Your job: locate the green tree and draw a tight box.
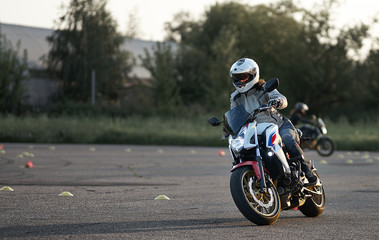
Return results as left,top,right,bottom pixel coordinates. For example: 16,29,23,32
140,42,181,113
283,1,370,115
355,48,379,114
165,0,373,117
47,0,134,102
165,12,211,108
166,2,305,111
0,29,28,113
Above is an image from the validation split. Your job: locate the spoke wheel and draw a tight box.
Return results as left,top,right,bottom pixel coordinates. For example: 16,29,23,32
299,170,326,217
316,137,335,156
230,166,281,225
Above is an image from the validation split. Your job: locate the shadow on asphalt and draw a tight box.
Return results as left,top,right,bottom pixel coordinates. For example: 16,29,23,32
1,218,254,237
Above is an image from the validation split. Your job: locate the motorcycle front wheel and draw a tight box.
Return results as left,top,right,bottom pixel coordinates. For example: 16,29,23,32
316,136,335,156
230,166,281,225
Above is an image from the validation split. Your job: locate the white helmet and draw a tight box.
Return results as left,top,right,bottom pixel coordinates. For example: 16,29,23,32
229,58,260,93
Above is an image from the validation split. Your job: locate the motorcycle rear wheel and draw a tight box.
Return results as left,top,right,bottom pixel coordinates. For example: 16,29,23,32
299,170,326,217
316,137,335,156
230,166,281,225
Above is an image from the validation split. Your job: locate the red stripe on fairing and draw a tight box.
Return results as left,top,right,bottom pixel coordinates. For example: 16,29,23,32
268,132,277,146
231,161,262,180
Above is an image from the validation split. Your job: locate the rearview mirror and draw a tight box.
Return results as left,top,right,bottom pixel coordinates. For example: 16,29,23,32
263,78,279,94
208,117,221,126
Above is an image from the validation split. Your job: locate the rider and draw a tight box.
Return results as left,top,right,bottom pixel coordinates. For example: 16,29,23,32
290,102,314,126
229,58,317,185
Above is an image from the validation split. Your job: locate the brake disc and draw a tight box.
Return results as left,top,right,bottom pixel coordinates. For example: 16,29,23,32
248,177,274,208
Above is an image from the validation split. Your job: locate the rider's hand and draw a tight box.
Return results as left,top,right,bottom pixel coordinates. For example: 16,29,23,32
268,98,281,108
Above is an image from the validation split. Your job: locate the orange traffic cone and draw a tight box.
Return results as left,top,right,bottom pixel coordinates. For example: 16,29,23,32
25,160,34,168
218,150,226,156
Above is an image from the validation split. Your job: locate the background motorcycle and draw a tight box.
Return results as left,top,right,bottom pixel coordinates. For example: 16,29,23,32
208,79,325,225
299,116,336,156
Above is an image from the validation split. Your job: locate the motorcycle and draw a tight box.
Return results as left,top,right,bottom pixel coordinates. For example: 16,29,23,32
299,117,336,156
208,79,325,225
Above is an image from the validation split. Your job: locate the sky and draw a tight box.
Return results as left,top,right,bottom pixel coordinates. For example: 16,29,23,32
0,0,378,41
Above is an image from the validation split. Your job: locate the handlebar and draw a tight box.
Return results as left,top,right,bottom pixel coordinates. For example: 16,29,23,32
249,104,274,120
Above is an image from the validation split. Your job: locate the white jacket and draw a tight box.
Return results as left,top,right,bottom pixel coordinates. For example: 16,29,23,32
230,84,288,127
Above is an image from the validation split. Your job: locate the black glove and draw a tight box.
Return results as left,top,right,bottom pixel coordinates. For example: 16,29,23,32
268,98,281,108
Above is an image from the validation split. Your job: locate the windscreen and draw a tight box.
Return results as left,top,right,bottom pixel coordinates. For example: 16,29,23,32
223,104,250,135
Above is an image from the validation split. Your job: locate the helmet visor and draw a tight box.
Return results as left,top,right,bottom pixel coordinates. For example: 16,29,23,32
232,73,252,87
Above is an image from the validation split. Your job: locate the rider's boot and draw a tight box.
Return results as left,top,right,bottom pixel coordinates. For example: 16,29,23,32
281,130,317,186
300,160,317,186
305,171,317,186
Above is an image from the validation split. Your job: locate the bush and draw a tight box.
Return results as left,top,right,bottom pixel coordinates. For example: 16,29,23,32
0,114,377,151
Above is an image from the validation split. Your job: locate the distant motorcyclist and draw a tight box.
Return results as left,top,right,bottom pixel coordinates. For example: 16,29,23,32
290,102,314,126
229,58,317,185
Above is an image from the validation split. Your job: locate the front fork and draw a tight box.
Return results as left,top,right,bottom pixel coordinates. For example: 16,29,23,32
231,124,289,193
230,157,267,193
256,156,267,193
230,133,268,193
255,128,267,193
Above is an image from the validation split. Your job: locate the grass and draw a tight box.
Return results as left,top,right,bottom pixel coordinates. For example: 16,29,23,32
325,119,379,151
0,115,224,146
0,114,377,151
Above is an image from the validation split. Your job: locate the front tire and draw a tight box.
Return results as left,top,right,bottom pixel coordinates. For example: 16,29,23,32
230,166,281,225
316,137,335,156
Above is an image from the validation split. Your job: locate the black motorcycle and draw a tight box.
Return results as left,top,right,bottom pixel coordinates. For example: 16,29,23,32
299,117,336,156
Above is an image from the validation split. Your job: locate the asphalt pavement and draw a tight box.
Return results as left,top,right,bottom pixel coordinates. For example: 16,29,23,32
0,143,378,239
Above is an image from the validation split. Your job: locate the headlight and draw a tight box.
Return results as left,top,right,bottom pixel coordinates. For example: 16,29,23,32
229,127,246,153
321,127,327,135
231,135,245,152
